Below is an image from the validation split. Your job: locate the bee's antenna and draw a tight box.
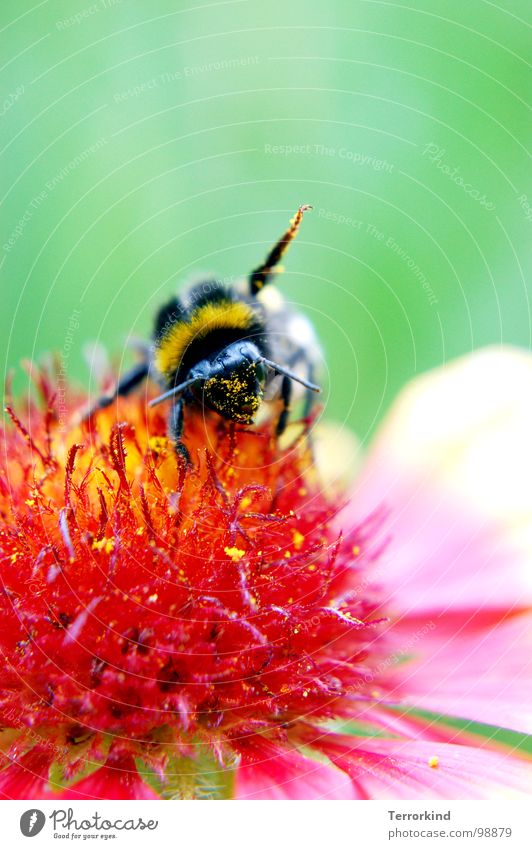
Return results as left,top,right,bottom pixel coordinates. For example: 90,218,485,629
258,357,321,392
148,376,201,407
249,204,312,295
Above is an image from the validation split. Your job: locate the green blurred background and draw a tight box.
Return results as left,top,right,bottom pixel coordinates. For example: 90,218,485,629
2,0,530,445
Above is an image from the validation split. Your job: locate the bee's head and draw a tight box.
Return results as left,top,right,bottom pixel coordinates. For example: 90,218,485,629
196,342,267,424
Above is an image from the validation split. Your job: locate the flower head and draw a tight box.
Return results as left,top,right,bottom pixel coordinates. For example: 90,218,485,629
1,348,531,799
0,366,385,798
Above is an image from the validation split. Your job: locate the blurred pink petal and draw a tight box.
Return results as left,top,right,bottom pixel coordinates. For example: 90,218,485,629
316,735,532,799
0,747,55,799
386,611,532,734
235,740,356,800
58,752,159,800
348,347,532,617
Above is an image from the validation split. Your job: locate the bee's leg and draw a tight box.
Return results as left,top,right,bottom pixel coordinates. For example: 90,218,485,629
303,363,317,419
276,375,292,437
284,348,319,420
168,395,190,465
249,204,312,295
83,361,149,419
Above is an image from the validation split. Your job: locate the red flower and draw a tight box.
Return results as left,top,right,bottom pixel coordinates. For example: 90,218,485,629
0,364,385,799
0,348,530,799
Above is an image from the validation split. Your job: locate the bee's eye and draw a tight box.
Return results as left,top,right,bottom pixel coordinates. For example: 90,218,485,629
255,361,267,384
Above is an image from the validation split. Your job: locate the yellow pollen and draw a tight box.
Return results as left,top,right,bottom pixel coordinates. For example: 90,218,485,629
92,537,114,554
147,593,158,603
292,529,305,549
428,756,439,769
224,546,245,562
25,499,35,507
148,436,169,454
352,545,360,556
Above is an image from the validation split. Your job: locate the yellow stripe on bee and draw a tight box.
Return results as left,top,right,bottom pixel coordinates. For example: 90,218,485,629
155,300,255,379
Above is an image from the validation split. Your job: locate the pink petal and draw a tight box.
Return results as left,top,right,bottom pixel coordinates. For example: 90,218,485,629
357,704,480,744
346,347,532,616
59,751,159,800
384,610,532,734
0,747,55,799
235,739,357,800
315,734,532,799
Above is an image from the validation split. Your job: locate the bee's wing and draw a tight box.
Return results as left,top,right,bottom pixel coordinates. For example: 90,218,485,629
258,286,324,402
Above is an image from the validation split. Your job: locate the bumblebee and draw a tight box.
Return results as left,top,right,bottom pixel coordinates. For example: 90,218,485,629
86,205,322,461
